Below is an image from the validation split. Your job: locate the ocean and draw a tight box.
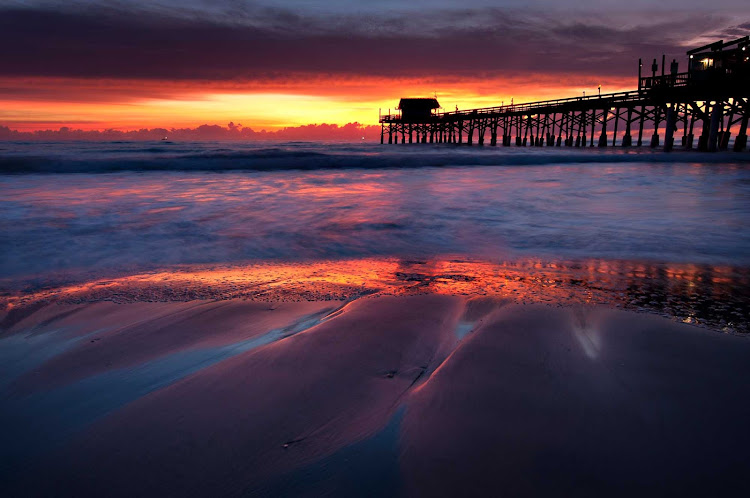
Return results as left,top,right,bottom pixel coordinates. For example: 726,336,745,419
1,140,749,328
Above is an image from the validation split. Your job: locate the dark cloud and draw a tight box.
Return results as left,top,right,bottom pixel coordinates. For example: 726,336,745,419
0,5,745,80
710,21,750,39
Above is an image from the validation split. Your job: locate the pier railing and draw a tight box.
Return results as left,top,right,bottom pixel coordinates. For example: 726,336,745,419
380,90,646,123
639,72,690,91
439,91,644,118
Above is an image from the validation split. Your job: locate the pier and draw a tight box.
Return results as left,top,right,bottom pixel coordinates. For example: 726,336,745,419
379,37,749,152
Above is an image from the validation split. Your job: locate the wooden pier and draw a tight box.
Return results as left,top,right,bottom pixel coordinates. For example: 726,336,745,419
379,37,750,152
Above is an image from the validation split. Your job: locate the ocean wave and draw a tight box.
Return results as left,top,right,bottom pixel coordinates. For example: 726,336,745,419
1,142,748,173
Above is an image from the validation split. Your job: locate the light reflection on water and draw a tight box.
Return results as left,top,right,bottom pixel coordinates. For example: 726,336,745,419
1,157,748,332
3,258,748,334
1,162,749,286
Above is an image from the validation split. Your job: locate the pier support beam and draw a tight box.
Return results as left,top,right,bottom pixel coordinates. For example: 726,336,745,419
686,107,696,150
719,103,735,151
650,107,661,148
516,116,522,146
680,104,688,147
622,107,633,147
598,109,609,147
580,112,587,147
708,101,723,152
637,105,646,147
664,105,676,152
734,109,748,152
698,101,711,151
611,108,620,147
548,113,556,146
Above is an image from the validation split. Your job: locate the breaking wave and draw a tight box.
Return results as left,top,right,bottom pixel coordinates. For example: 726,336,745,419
1,141,748,173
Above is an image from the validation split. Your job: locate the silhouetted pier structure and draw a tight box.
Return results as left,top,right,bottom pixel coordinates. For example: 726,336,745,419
379,37,749,152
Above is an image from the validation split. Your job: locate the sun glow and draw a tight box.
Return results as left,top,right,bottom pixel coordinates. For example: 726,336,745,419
0,74,636,133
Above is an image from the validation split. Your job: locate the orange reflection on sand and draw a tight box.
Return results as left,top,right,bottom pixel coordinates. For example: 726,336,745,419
3,257,747,333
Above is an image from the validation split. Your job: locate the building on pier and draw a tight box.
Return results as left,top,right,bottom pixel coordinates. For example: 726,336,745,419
380,36,749,152
397,98,441,121
688,37,749,82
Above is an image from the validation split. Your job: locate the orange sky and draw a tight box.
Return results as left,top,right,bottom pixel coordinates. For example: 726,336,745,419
0,73,638,132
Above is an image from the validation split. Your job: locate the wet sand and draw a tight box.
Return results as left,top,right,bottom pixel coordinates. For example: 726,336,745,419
2,294,750,497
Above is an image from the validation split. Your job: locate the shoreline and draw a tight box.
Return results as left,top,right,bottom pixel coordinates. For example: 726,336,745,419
3,257,748,335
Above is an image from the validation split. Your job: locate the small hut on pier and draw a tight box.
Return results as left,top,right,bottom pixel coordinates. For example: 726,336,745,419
397,98,440,122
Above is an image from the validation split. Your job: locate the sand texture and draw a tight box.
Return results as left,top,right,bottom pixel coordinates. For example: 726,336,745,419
2,296,750,497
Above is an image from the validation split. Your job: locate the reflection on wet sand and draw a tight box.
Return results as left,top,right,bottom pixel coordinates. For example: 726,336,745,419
3,257,748,334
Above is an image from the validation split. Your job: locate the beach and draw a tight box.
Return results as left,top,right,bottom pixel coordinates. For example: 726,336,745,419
1,142,750,496
3,294,750,496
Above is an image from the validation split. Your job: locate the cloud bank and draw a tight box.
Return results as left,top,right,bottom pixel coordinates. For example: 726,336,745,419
1,3,747,80
0,122,381,141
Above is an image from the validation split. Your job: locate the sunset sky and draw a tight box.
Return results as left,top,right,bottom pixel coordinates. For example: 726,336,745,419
1,0,748,133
